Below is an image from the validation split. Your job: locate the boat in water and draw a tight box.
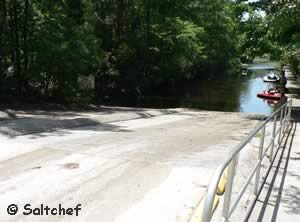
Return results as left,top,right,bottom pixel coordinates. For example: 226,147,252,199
263,72,280,82
242,68,248,76
257,88,284,100
242,70,247,76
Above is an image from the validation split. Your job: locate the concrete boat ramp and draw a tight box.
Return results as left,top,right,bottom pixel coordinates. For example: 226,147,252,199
0,108,261,222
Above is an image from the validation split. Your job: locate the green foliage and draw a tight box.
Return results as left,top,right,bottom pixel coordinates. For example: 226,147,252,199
0,0,246,103
240,0,300,74
283,44,300,76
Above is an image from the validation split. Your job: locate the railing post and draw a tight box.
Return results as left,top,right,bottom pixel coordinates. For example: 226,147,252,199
283,104,288,134
201,100,292,222
222,157,237,221
288,100,292,124
278,108,284,145
254,125,265,196
270,115,277,162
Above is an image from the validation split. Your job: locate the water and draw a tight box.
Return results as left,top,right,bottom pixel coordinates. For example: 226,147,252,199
239,72,281,114
111,62,283,115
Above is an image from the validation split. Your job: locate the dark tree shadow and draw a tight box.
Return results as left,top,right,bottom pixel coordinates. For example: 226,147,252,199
291,107,300,122
246,119,299,221
0,106,188,138
0,105,180,118
286,87,300,95
244,114,268,121
279,185,300,215
0,117,130,138
0,109,17,121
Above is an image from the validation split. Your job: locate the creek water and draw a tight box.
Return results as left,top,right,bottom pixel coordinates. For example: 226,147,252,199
134,62,283,115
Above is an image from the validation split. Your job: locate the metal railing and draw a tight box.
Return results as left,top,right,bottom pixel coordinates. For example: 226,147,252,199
202,99,293,222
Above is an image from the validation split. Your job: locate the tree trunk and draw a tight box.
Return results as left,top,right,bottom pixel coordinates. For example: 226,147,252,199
0,0,6,75
23,0,29,92
116,0,125,42
12,0,22,95
8,0,15,75
144,0,151,47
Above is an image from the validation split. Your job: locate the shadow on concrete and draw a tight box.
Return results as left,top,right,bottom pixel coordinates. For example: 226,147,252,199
267,123,296,221
244,114,267,121
286,87,300,95
0,106,210,138
291,107,300,122
0,106,185,138
0,110,17,121
246,120,298,221
0,117,130,138
0,106,179,119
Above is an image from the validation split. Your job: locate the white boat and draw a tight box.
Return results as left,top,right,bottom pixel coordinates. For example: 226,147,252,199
263,72,280,82
242,68,248,76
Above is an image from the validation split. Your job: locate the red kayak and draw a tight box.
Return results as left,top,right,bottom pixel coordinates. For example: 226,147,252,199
257,90,284,100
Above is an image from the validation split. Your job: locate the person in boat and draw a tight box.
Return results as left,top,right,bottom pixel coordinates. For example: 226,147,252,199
282,74,287,86
282,67,286,77
267,87,280,94
281,67,288,92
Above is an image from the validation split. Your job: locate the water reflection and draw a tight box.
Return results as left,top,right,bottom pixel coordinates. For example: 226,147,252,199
129,62,283,115
239,70,278,114
178,69,281,115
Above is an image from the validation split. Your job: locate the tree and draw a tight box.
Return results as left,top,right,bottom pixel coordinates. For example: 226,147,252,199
0,0,254,103
242,0,300,74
